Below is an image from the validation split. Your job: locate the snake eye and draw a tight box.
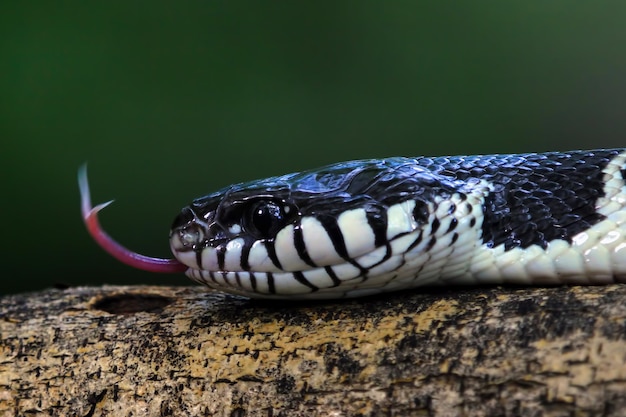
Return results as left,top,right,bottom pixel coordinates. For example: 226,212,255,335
245,200,288,238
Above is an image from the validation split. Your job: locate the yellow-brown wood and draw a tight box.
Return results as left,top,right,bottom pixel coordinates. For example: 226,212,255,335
1,284,626,416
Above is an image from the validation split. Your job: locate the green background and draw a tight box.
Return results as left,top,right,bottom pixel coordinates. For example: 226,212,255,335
3,2,626,295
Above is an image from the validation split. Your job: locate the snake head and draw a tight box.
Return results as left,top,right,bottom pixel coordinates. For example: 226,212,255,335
169,185,300,272
169,158,465,298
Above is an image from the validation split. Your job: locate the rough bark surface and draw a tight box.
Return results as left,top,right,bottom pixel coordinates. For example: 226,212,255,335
1,284,626,416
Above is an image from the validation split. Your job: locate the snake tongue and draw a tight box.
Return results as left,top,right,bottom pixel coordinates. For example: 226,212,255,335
78,164,187,274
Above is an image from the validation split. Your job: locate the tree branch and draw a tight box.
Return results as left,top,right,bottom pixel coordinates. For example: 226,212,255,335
2,284,626,416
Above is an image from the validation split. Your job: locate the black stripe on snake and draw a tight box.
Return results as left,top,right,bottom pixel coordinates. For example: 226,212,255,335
78,148,626,299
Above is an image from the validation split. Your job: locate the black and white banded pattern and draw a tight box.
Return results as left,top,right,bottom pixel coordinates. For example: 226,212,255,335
170,148,626,299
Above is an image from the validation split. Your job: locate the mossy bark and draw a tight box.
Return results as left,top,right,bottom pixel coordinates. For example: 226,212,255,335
1,284,626,416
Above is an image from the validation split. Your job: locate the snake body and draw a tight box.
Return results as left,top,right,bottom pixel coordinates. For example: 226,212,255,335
158,148,626,299
78,148,626,299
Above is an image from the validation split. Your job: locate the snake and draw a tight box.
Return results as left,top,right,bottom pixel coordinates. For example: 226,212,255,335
79,148,626,299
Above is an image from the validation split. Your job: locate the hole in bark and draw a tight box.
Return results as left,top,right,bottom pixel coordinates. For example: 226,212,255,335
92,294,173,315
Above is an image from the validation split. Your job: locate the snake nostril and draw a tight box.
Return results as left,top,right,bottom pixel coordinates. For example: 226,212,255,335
179,224,205,247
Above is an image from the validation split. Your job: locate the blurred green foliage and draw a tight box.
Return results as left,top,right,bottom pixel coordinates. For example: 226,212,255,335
2,2,626,294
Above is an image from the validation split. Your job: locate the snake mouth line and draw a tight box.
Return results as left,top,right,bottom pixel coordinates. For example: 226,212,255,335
78,164,187,274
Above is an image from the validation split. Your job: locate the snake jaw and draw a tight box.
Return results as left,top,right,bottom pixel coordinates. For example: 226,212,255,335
78,165,187,274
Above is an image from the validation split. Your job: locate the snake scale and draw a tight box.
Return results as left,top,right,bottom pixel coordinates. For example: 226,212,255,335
79,148,626,299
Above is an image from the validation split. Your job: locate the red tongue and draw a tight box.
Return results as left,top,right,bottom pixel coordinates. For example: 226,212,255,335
78,165,187,274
